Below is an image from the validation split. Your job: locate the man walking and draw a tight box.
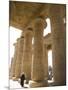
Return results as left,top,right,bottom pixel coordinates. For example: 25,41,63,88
20,73,25,87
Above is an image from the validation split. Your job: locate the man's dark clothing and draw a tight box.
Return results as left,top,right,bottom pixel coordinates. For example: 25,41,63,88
20,74,25,87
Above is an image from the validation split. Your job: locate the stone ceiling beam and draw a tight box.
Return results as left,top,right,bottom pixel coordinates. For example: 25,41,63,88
9,1,66,31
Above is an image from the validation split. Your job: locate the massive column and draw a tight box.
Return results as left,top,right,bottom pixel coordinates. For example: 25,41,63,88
9,57,14,79
21,28,33,80
29,18,48,87
43,44,48,80
10,42,18,79
50,5,66,85
14,33,24,80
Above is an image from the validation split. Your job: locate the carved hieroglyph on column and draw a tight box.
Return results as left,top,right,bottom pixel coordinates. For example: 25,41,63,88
14,34,24,80
29,18,48,87
21,28,33,80
50,5,66,85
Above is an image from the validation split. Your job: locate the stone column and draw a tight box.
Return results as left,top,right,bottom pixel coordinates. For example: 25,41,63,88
14,34,24,80
10,42,18,79
21,28,33,80
9,57,14,79
43,44,48,80
50,5,66,85
29,18,48,87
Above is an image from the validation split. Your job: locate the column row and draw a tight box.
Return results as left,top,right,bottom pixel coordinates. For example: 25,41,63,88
10,13,66,87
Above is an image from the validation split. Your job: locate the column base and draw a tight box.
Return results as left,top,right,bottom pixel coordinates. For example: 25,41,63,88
52,81,66,86
29,80,48,88
25,80,29,84
12,77,19,81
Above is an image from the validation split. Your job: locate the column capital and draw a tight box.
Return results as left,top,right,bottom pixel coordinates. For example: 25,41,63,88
23,27,33,38
24,27,33,33
32,18,47,29
20,32,24,38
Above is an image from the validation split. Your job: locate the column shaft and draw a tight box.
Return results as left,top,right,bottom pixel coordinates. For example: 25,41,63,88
9,57,13,79
30,18,48,87
22,29,33,80
50,5,66,85
43,44,48,80
10,42,18,79
15,37,24,79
